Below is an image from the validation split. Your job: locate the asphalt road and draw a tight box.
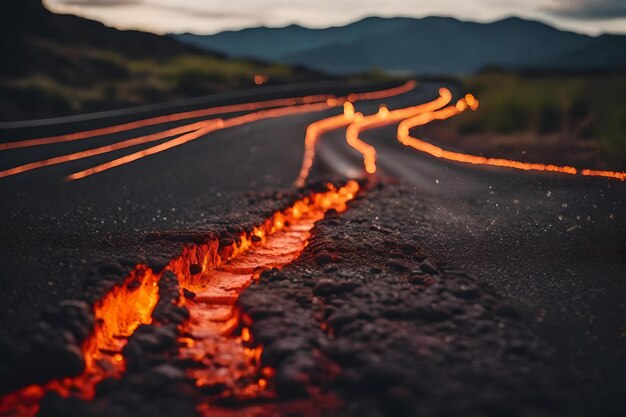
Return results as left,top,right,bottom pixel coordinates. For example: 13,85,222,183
0,80,624,393
320,84,626,359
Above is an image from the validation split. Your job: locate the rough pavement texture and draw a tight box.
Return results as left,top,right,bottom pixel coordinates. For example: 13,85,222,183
0,187,309,395
1,180,624,416
38,271,198,417
240,182,626,417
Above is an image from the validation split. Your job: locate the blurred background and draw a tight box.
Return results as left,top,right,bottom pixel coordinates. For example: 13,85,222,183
1,0,625,169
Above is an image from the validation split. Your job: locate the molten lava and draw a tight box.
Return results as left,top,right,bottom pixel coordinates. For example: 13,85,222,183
254,75,268,85
0,181,359,416
166,181,359,411
0,266,160,417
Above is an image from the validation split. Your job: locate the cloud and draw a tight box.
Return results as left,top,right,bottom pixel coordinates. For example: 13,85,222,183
147,3,254,20
50,0,142,6
49,0,252,19
543,0,626,20
61,0,138,5
44,0,626,35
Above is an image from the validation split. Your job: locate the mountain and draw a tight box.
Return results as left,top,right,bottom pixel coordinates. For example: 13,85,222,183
175,16,626,75
0,0,323,121
545,34,626,70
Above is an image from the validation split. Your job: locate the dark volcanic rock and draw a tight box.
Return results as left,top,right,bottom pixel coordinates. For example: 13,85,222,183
236,182,626,417
189,263,202,275
314,251,334,265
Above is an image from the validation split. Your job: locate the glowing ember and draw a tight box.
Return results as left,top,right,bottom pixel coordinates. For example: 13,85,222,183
0,181,359,416
167,181,359,411
0,266,160,417
254,75,268,85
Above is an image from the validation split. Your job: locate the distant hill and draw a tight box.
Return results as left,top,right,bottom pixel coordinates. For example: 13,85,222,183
0,0,324,121
176,16,626,75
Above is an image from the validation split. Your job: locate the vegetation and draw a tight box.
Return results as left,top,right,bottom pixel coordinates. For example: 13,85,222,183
0,45,311,120
0,0,325,121
449,71,626,168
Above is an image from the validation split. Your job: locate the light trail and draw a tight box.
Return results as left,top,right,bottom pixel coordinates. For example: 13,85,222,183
0,81,416,152
0,120,222,179
0,97,325,152
344,88,453,174
67,102,333,180
581,169,626,181
294,102,360,187
0,82,417,180
397,97,625,181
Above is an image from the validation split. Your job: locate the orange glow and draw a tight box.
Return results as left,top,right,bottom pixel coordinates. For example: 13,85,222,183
581,169,626,181
0,120,222,179
0,181,360,415
0,266,160,417
345,87,453,174
166,181,359,407
1,82,416,181
241,327,251,342
295,102,360,187
254,74,268,85
66,102,333,181
0,81,415,153
350,80,417,101
0,97,328,152
397,96,625,181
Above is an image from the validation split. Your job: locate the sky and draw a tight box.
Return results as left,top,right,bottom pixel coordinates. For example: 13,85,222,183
43,0,626,35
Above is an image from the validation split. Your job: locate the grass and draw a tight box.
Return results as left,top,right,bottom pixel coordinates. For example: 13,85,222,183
0,46,315,121
451,71,626,169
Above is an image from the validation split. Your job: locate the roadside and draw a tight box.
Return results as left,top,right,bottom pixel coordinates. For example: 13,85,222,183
426,71,626,171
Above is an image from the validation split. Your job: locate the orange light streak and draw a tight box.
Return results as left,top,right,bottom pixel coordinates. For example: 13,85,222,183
254,74,268,85
66,102,332,181
0,120,222,179
0,82,417,180
347,80,417,102
581,169,626,181
65,82,418,181
294,102,360,187
397,97,625,181
0,97,323,152
345,88,453,174
0,81,416,152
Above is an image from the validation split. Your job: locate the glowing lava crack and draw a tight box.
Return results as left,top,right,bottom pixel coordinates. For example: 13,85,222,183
0,181,359,416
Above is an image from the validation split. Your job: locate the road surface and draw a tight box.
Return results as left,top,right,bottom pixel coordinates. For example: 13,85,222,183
0,81,624,416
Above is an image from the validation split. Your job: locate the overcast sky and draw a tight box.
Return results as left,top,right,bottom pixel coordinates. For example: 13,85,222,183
44,0,626,35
